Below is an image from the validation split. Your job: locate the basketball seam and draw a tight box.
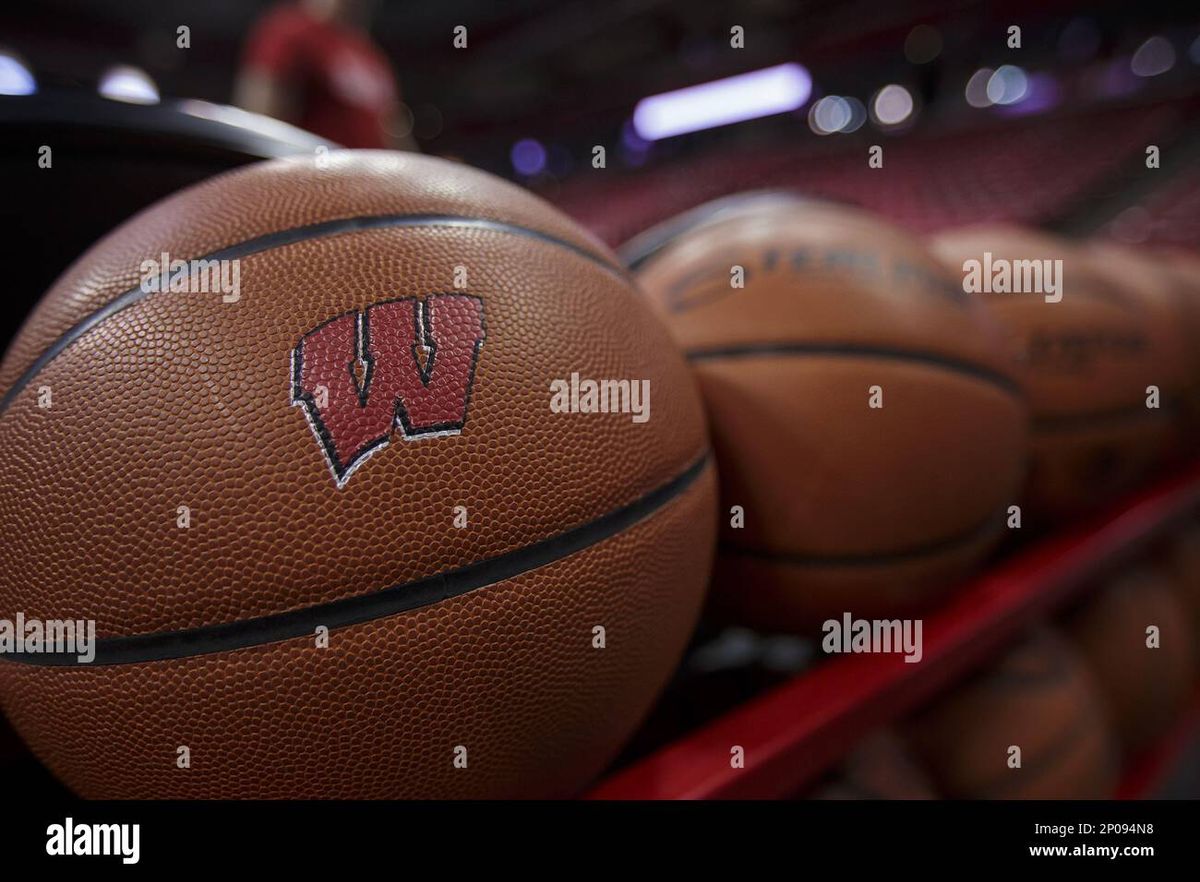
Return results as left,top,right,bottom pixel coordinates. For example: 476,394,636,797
0,450,711,667
720,508,1005,566
1033,400,1178,431
971,712,1106,798
0,214,627,417
685,343,1023,399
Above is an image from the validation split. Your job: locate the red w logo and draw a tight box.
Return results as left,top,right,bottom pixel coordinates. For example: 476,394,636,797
291,295,485,486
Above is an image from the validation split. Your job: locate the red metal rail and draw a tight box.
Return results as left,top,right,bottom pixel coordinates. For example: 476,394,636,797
589,461,1200,800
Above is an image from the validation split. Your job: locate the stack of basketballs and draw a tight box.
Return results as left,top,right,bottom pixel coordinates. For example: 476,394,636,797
0,153,1196,798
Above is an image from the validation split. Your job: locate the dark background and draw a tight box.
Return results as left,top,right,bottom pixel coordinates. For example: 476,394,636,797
3,0,1198,175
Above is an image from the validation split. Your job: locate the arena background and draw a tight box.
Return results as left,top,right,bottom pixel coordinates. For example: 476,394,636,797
3,1,1198,301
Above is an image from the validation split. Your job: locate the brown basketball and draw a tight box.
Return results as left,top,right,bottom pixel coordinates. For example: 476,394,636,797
905,629,1120,799
930,225,1177,521
1160,248,1200,299
811,729,938,800
0,150,717,798
1083,240,1197,450
1065,569,1196,754
633,196,1027,632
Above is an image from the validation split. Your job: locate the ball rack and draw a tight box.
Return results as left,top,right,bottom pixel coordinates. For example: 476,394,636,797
588,461,1200,800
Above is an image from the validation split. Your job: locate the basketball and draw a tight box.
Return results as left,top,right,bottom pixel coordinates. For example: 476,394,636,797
930,225,1177,520
905,629,1120,799
1161,249,1200,298
811,730,938,800
0,150,717,798
633,196,1027,631
1083,241,1197,449
1065,569,1196,754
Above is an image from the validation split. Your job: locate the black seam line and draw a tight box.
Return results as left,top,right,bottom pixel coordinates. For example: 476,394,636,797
720,509,1005,567
974,713,1102,799
0,214,626,417
685,343,1022,399
1033,400,1177,432
0,452,711,668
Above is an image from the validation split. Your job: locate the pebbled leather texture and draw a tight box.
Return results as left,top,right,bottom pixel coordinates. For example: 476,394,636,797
0,150,716,798
1065,569,1196,755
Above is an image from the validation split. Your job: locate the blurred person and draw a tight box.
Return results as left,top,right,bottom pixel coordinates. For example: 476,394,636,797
235,0,417,150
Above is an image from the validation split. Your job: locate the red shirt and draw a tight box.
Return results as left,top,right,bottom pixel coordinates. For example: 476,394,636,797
242,4,397,148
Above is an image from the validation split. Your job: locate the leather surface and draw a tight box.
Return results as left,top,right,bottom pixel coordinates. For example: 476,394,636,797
1065,569,1195,754
637,200,1027,630
931,225,1178,519
1084,241,1199,449
0,466,715,798
812,730,938,800
0,152,708,634
710,518,1005,632
0,151,716,797
905,629,1120,799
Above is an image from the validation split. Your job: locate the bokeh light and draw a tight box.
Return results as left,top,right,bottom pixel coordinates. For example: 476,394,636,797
872,84,915,126
0,51,36,95
510,138,547,176
986,65,1029,105
98,65,159,104
1131,36,1176,77
809,95,852,134
964,68,994,107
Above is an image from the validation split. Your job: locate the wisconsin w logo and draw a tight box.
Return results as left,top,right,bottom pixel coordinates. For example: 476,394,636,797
292,294,486,486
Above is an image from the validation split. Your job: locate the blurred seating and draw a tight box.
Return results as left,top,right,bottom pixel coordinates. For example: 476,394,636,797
553,102,1181,246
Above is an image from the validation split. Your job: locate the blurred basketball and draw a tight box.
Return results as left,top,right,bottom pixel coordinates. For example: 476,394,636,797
0,150,717,798
1159,249,1200,297
905,628,1120,799
811,730,938,799
930,225,1177,521
1083,241,1197,448
1065,569,1196,754
634,196,1027,632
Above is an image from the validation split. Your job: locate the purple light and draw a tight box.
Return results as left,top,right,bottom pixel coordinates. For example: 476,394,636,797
510,138,547,176
993,73,1061,117
1091,57,1142,98
0,52,36,95
620,120,651,167
621,120,650,152
633,63,812,140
